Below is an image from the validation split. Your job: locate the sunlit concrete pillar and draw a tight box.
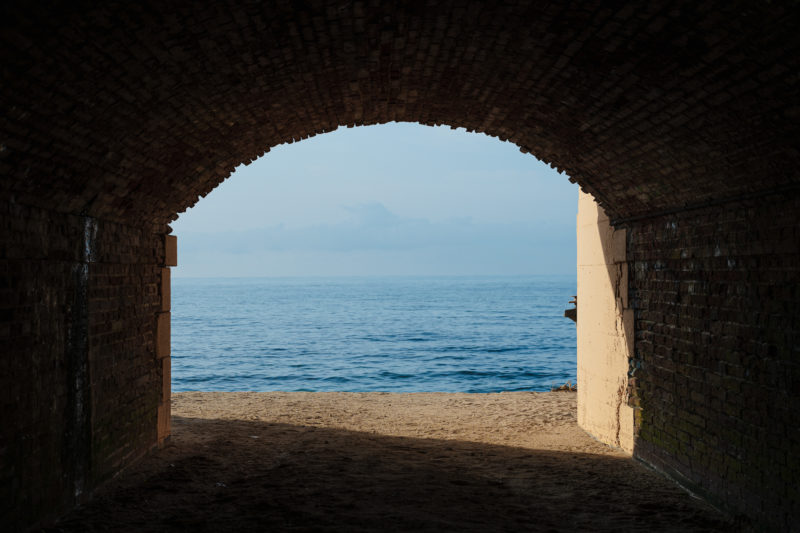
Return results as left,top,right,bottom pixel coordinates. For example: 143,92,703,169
156,234,176,446
576,191,634,453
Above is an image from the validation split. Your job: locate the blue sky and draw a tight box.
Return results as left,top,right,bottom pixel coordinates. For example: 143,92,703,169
172,123,578,277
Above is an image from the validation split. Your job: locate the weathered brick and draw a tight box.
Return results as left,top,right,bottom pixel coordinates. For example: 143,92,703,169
0,204,164,529
1,2,798,531
629,193,800,530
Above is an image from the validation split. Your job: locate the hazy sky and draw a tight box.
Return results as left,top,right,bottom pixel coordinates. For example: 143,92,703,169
172,123,578,277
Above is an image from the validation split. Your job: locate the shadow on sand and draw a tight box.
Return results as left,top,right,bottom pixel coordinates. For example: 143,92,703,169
47,416,732,532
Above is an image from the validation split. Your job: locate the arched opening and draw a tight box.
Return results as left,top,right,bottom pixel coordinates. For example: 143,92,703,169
2,2,797,530
54,123,688,531
169,123,579,393
55,123,672,531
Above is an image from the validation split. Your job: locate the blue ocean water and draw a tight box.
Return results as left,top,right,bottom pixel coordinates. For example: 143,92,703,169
172,276,577,393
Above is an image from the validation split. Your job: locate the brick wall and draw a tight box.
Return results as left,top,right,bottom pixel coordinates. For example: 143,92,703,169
1,1,798,530
1,2,796,227
1,201,85,528
87,221,165,484
0,201,166,530
628,192,800,530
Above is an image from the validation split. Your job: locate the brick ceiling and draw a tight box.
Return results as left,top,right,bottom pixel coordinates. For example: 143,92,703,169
1,1,798,229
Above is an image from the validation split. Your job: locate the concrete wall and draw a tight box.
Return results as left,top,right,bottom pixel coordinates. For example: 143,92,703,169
576,191,634,453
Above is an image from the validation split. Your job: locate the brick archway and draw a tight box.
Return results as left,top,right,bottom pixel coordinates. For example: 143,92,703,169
2,2,798,530
3,2,796,227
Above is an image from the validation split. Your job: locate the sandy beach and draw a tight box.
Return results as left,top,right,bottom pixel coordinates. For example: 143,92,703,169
49,392,732,532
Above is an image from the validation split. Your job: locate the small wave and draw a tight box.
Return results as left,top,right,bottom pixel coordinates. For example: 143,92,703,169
377,371,415,379
318,376,352,383
429,354,468,361
484,346,527,353
431,369,495,378
433,345,479,353
360,335,399,342
425,369,563,380
403,331,440,341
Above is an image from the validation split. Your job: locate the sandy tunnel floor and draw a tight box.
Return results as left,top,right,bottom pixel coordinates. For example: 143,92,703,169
48,392,733,532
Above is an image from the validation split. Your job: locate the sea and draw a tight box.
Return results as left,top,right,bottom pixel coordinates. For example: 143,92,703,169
172,276,577,393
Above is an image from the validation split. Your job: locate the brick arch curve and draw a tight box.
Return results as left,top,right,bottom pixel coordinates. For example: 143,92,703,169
2,2,796,229
2,2,800,531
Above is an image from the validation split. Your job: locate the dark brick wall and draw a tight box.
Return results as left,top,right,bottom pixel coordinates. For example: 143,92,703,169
87,221,164,484
0,201,85,528
0,2,797,226
0,201,164,530
1,1,798,530
628,192,800,531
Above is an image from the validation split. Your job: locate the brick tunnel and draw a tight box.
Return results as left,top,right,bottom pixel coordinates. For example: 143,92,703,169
1,1,798,530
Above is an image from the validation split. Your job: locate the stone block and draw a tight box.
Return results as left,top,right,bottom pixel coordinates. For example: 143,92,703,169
612,227,627,264
164,235,177,267
617,262,630,309
157,401,171,445
160,267,171,312
156,312,170,359
161,356,171,403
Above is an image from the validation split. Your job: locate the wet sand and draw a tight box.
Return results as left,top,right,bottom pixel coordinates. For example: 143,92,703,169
49,392,732,532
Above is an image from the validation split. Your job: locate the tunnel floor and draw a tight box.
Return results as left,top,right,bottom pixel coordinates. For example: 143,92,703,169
46,392,733,532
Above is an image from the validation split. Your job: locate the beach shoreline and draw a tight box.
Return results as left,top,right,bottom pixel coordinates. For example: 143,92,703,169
171,390,598,454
